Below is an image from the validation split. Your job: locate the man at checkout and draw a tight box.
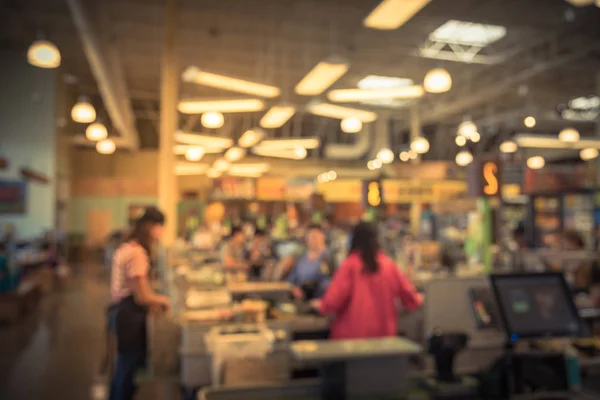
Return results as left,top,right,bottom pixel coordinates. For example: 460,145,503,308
287,225,333,300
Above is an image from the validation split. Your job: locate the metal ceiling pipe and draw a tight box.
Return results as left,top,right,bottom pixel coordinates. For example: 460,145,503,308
66,0,139,150
324,125,371,160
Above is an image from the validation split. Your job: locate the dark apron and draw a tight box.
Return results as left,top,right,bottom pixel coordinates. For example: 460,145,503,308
115,296,148,360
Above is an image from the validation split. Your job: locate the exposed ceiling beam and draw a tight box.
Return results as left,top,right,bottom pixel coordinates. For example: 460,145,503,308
66,0,140,150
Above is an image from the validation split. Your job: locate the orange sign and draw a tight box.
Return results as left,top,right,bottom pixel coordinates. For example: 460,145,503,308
256,177,286,201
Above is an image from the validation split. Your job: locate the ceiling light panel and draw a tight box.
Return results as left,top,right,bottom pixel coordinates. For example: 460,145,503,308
252,146,307,160
307,102,377,122
358,76,414,90
229,163,270,174
429,20,507,47
259,137,320,150
177,98,265,114
173,144,223,155
514,134,600,149
364,0,432,30
182,66,280,98
327,86,424,102
259,105,296,129
175,163,209,176
238,129,265,148
175,131,233,148
295,60,349,96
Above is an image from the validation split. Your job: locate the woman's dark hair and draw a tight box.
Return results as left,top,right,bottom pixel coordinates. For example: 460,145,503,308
127,207,165,256
350,222,379,273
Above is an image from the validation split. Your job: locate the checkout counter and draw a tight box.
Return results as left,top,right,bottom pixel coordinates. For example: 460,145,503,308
151,247,600,400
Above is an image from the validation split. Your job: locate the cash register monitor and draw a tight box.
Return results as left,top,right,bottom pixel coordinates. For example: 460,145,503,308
489,273,584,340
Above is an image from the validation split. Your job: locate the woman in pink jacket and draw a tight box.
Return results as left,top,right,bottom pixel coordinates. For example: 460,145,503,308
312,222,423,340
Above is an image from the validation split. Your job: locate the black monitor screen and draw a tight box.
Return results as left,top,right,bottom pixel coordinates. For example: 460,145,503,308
490,273,583,340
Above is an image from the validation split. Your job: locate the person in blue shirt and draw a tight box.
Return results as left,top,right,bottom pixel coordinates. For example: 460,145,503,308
287,225,332,300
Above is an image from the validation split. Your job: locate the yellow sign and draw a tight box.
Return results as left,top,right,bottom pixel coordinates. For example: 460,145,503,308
483,162,499,196
368,182,381,207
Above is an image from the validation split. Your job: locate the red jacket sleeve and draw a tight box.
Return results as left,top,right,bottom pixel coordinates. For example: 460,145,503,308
319,259,353,315
394,266,423,312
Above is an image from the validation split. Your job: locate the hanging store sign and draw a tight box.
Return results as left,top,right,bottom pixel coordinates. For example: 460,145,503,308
285,179,315,201
256,177,286,201
317,179,362,202
468,157,502,197
211,178,256,200
363,180,383,208
523,164,597,194
0,180,26,214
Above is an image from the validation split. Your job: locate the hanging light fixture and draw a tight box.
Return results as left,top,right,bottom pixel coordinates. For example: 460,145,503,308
456,150,473,166
527,156,545,170
71,97,96,123
580,148,599,161
408,150,418,160
202,112,225,129
458,120,477,138
372,158,383,169
471,132,481,143
558,127,580,143
410,136,430,154
293,147,308,160
185,147,205,162
399,152,410,162
499,140,518,154
238,129,264,148
85,122,108,141
524,116,536,128
367,161,376,170
377,148,395,164
341,117,363,133
96,139,116,155
206,169,222,179
27,39,61,69
224,146,246,162
455,136,467,146
423,68,452,93
214,159,230,172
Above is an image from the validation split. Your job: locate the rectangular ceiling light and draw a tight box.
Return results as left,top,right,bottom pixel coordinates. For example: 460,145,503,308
295,60,349,96
515,134,600,150
259,137,320,150
173,144,223,155
307,102,377,122
259,105,296,129
327,86,424,102
238,129,265,148
175,130,233,148
178,98,265,114
252,146,307,160
182,66,281,98
429,20,507,47
175,163,209,176
229,163,270,174
364,0,431,30
358,75,414,90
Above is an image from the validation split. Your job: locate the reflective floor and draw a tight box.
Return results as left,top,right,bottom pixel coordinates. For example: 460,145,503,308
0,264,179,400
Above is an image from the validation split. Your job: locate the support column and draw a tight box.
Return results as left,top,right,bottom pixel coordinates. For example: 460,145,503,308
158,0,180,245
409,104,422,235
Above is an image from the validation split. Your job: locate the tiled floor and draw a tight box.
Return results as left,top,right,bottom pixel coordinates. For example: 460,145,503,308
0,264,180,400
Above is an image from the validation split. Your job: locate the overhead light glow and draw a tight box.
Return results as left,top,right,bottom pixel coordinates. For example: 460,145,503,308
71,98,96,123
399,152,410,162
259,105,296,129
364,0,432,30
558,127,580,143
377,148,395,164
429,20,507,47
294,147,308,159
527,156,545,170
178,98,265,114
214,159,230,172
295,60,349,96
580,148,599,161
175,131,233,148
524,116,536,128
173,144,222,155
307,102,377,122
27,40,61,69
372,159,383,169
410,136,430,154
423,68,452,94
341,117,363,133
455,150,473,166
327,86,424,102
455,135,467,146
85,122,108,141
252,146,308,160
327,170,337,180
499,140,518,154
201,112,224,129
182,67,280,98
259,138,319,150
458,120,477,138
238,129,264,148
408,150,418,160
206,169,222,179
358,75,414,90
96,139,116,155
224,146,247,162
175,163,209,176
471,132,481,143
229,163,270,175
185,146,205,162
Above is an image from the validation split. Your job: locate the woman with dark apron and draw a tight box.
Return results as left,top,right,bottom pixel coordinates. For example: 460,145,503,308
108,207,171,400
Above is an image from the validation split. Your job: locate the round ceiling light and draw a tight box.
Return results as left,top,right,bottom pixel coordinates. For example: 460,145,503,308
423,68,452,94
185,146,205,162
410,137,430,154
71,98,96,123
408,150,418,160
455,135,467,146
471,132,481,143
27,40,61,69
294,147,308,160
96,139,116,155
372,158,383,169
377,148,395,164
201,111,224,129
367,160,375,170
327,170,337,180
206,168,221,179
224,146,246,162
458,120,477,138
499,140,518,154
524,116,536,128
341,117,363,133
456,150,473,167
85,122,108,141
214,159,230,172
580,148,599,161
399,152,410,162
527,156,545,170
558,127,580,143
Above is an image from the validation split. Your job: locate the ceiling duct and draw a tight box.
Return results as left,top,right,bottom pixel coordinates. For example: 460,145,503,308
325,128,371,160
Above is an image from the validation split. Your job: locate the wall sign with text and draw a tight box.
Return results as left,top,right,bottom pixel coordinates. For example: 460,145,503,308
363,180,383,208
468,159,502,197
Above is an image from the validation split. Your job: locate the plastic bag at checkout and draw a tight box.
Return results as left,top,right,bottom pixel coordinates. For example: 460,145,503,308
565,345,582,389
205,325,275,386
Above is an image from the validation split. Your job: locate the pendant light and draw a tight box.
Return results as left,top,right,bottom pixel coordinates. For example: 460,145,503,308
423,68,452,93
580,148,599,161
455,135,466,146
558,127,580,143
458,120,477,138
185,147,205,162
224,147,246,162
201,112,224,129
341,117,363,133
96,139,116,155
377,148,395,164
27,39,61,69
524,116,536,128
71,97,96,123
527,156,545,170
85,122,108,141
399,152,410,162
456,150,473,166
499,140,518,154
410,136,430,154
